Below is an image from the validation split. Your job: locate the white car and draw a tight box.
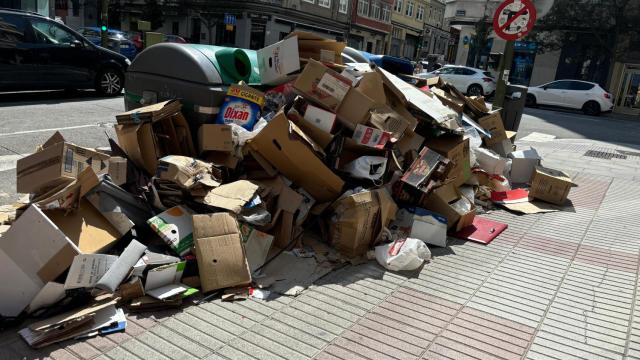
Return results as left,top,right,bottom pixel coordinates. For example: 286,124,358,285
526,80,614,116
418,65,496,96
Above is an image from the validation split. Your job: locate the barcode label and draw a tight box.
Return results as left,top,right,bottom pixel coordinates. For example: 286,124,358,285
317,73,350,101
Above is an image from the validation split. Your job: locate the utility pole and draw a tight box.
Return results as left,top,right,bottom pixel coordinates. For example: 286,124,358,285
492,39,514,109
100,0,109,47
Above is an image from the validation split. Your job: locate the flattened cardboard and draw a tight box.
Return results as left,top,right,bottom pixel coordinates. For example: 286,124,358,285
156,155,220,190
64,254,118,290
329,188,398,258
529,166,573,205
26,282,66,314
239,223,274,272
368,106,409,142
478,111,507,145
293,59,352,112
193,213,251,292
257,36,300,85
425,135,469,187
115,99,182,124
198,124,233,153
107,157,127,186
335,87,375,130
396,130,424,156
115,122,158,174
17,137,110,194
288,31,346,64
202,180,260,213
148,206,195,256
249,112,344,202
145,261,185,291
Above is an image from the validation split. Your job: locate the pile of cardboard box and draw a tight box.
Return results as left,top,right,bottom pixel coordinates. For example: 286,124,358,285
0,32,575,348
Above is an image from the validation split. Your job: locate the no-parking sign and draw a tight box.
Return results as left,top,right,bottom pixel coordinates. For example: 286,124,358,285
493,0,537,41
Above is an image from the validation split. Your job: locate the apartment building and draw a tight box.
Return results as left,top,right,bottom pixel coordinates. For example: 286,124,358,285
348,0,392,53
388,0,426,59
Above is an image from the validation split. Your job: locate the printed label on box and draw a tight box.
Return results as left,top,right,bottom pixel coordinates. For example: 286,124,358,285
317,73,350,101
352,124,391,149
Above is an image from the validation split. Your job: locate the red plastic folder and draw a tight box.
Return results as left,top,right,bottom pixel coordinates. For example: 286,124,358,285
452,216,508,244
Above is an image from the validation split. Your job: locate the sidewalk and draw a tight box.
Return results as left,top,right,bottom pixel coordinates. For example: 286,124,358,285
3,136,640,360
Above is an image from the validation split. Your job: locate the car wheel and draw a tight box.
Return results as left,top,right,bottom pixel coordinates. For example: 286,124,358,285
467,84,483,97
582,101,601,116
95,68,124,96
525,94,537,107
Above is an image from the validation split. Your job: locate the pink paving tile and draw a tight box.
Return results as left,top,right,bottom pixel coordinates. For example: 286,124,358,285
573,244,640,273
516,233,579,260
568,175,611,210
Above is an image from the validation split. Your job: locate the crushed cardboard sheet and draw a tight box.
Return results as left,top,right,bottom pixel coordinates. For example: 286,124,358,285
520,132,557,142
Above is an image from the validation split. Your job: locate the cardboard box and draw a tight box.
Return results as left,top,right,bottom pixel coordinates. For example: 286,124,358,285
352,124,391,149
202,180,260,213
193,213,251,292
329,188,398,258
303,104,336,133
396,130,424,156
0,202,120,317
257,36,300,85
478,111,507,145
147,205,195,256
529,166,573,205
335,87,375,130
107,157,127,186
425,135,469,187
475,148,508,175
198,124,233,153
422,183,476,231
115,99,181,124
392,208,448,247
293,59,352,112
116,102,195,174
508,147,541,183
156,156,220,189
368,106,410,142
249,112,344,202
16,133,111,194
288,31,346,64
239,223,274,272
489,138,514,157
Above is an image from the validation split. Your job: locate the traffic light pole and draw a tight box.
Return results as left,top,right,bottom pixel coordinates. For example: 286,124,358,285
491,39,514,110
100,0,108,47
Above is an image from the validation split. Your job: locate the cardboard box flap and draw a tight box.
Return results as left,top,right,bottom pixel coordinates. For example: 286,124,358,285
257,36,300,85
193,213,251,292
248,112,344,202
116,100,182,124
42,131,66,149
376,67,458,128
290,120,326,157
202,180,261,213
356,72,387,106
369,106,409,141
30,299,116,331
535,166,573,183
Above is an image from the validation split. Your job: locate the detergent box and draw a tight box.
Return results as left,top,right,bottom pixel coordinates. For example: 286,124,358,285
216,84,266,130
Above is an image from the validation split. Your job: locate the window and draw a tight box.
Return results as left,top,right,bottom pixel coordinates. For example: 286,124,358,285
30,19,77,45
438,67,456,74
392,27,402,39
455,9,465,16
405,1,414,16
372,1,381,19
357,0,369,16
339,0,349,13
483,71,494,78
461,68,476,75
303,0,315,3
394,0,403,12
0,14,26,45
382,3,391,21
416,5,424,20
544,81,572,90
570,81,596,91
318,0,331,7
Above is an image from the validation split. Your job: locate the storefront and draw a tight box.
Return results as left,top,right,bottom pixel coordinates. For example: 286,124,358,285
613,63,640,116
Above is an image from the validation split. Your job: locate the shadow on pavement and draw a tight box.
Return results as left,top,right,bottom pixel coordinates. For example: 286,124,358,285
0,90,122,107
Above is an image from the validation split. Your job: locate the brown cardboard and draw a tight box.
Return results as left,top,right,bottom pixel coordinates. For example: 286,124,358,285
431,87,465,113
287,105,334,149
116,99,182,124
425,135,470,187
156,156,220,189
329,188,398,258
529,166,573,205
396,130,424,156
288,31,346,64
107,156,127,186
193,213,251,292
248,112,344,202
33,167,99,209
293,59,352,112
506,130,517,143
202,180,260,213
204,151,240,170
356,72,387,106
368,106,410,141
478,111,507,145
422,183,476,231
198,124,233,153
17,136,110,194
335,87,375,130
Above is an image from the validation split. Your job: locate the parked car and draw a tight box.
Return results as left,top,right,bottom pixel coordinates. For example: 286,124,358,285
418,65,496,96
526,80,614,116
0,9,130,96
164,34,187,43
77,27,137,60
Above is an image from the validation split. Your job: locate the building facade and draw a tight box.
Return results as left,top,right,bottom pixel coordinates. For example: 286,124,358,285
420,0,448,59
117,0,350,49
0,0,52,17
348,0,392,53
389,0,426,59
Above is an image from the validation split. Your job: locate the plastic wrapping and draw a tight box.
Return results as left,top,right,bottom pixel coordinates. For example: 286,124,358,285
375,238,431,271
343,156,387,181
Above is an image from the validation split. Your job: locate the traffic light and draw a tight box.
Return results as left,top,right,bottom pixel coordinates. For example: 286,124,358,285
101,25,107,31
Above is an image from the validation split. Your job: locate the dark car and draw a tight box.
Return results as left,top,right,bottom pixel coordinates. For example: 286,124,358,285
0,8,129,96
77,27,137,60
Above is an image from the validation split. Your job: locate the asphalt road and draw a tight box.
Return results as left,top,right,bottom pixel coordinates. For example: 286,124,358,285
0,90,639,205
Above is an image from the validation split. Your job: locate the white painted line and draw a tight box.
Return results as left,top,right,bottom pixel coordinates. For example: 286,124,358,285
0,124,99,137
0,154,27,172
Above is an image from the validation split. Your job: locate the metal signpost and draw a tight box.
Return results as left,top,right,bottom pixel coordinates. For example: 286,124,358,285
491,0,537,109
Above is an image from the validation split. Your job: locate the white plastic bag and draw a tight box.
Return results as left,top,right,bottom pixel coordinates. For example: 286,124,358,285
375,238,431,271
343,156,387,181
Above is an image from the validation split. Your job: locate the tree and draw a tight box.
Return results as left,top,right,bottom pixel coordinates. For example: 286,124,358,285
469,0,494,68
140,0,165,31
528,0,640,64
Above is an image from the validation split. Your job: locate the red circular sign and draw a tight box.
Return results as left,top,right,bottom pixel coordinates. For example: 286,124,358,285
493,0,537,41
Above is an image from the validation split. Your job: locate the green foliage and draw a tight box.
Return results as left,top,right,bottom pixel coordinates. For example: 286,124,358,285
141,0,165,31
